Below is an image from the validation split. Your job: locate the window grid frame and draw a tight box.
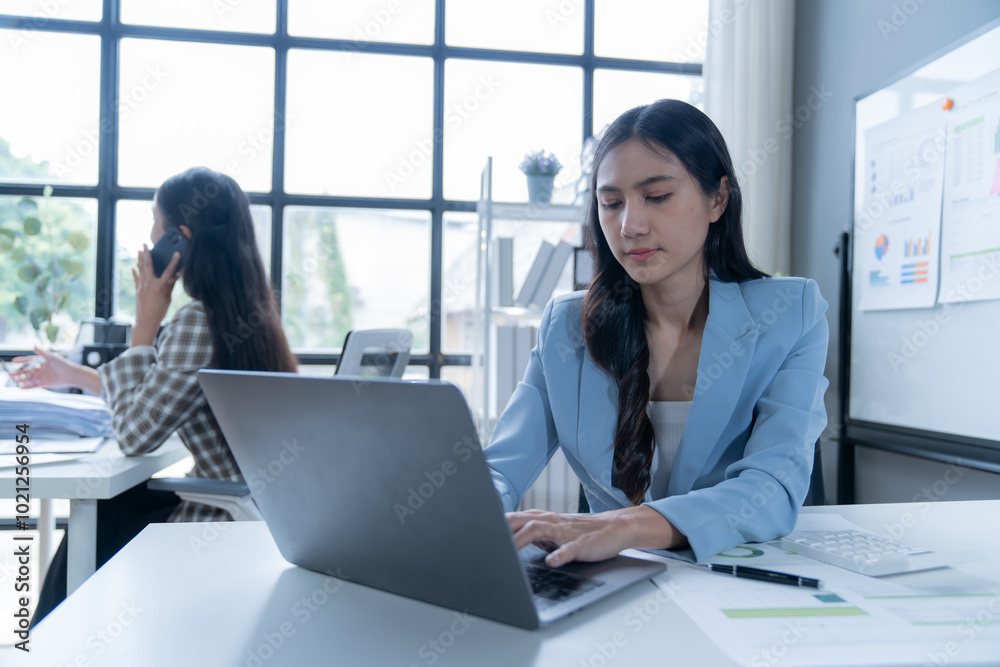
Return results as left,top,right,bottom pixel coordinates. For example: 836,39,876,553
0,0,703,375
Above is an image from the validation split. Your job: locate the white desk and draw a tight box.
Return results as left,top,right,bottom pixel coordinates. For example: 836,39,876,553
0,436,189,593
22,500,1000,666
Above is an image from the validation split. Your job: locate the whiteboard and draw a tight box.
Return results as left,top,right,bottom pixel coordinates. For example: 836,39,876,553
849,20,1000,447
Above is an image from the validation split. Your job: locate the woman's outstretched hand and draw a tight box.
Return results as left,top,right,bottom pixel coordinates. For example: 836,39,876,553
8,347,81,389
131,245,181,347
507,505,685,568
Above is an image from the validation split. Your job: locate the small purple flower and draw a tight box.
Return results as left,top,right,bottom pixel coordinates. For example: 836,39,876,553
519,150,563,176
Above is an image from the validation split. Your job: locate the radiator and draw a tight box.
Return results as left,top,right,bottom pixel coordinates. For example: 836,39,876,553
519,448,581,513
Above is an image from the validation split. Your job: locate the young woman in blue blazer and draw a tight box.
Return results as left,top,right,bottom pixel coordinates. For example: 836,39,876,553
486,99,829,565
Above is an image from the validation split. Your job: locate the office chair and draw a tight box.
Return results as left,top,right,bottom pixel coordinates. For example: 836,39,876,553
149,329,414,521
803,439,826,506
334,328,412,378
147,476,263,521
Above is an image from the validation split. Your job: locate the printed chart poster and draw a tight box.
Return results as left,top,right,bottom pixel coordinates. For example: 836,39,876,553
939,68,1000,304
858,104,946,311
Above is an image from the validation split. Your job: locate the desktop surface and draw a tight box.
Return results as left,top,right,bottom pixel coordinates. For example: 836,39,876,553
15,500,1000,666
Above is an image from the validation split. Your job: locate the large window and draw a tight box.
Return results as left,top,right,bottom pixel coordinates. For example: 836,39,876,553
0,1,706,386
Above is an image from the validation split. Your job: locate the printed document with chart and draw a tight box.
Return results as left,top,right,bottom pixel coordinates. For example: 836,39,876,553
938,67,1000,304
857,104,946,311
656,514,1000,667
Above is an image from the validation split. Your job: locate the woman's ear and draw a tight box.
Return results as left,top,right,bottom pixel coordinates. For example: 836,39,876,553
708,176,731,223
178,225,193,240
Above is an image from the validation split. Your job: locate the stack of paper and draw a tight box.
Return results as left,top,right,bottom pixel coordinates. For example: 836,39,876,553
0,387,111,438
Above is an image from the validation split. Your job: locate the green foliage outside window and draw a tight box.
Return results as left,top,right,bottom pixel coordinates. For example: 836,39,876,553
282,207,354,349
0,139,95,347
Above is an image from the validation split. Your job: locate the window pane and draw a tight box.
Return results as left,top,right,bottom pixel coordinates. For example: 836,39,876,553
0,196,97,349
117,39,275,191
285,51,433,198
0,31,100,185
298,364,429,379
282,207,430,353
442,212,478,354
288,0,434,44
446,0,582,54
595,0,709,63
121,0,276,34
114,200,271,320
296,364,337,377
593,70,704,134
441,366,479,419
0,0,101,21
444,60,582,202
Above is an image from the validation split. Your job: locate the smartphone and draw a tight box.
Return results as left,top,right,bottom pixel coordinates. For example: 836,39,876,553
150,227,188,277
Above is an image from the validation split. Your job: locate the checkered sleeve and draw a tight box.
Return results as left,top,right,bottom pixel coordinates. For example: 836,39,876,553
99,302,214,456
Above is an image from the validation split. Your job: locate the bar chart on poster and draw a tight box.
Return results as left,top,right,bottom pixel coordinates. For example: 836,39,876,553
848,21,1000,459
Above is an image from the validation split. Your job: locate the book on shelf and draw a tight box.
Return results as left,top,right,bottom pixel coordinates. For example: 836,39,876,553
495,325,536,414
529,241,574,308
514,326,536,387
496,237,514,307
495,325,517,412
514,241,555,307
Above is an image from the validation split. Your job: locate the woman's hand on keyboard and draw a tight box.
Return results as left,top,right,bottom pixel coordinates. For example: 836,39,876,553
507,505,686,568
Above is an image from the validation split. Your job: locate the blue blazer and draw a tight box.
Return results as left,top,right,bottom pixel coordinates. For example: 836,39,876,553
485,277,830,562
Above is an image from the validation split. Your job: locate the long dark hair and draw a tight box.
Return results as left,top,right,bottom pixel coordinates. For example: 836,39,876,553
155,167,297,373
581,99,766,505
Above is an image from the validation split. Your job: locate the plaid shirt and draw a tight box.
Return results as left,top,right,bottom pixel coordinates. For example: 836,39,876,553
100,301,240,522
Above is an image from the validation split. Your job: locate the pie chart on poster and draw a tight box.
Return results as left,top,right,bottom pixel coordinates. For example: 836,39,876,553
875,234,889,260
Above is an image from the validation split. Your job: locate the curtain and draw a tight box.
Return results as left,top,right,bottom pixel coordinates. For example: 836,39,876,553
704,0,796,276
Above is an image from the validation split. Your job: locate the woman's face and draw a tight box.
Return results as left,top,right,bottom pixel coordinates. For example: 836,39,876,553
595,138,728,291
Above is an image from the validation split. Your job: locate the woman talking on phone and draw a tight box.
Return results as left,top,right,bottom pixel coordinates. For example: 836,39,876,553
11,167,297,620
486,99,830,566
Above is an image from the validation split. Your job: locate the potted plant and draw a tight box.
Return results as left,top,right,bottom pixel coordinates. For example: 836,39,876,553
519,150,563,204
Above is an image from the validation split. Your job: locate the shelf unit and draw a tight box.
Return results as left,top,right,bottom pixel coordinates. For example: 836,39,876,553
473,157,585,444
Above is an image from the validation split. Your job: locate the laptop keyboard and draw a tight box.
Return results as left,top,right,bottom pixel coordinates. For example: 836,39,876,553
526,564,604,602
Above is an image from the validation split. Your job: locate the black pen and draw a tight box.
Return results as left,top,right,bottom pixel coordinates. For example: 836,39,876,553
702,564,822,589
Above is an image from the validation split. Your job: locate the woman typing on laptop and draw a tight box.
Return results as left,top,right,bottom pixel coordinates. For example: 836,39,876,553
10,167,297,620
486,100,829,567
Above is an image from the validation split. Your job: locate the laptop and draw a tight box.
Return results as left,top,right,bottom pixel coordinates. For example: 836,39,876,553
197,370,666,630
